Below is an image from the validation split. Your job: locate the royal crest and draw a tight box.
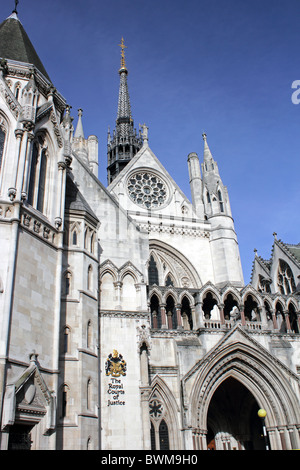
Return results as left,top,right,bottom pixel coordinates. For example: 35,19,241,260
105,350,127,377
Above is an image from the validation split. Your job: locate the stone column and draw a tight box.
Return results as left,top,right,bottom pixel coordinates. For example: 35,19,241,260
9,128,23,200
260,304,269,329
284,311,291,332
16,124,33,199
271,310,278,330
239,304,246,326
219,303,225,325
114,281,123,309
21,130,34,200
160,304,167,328
140,347,151,450
55,161,67,230
152,310,158,329
176,304,183,329
167,311,173,329
297,313,300,333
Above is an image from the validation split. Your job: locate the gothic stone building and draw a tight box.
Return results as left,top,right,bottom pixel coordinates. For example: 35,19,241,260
0,10,299,450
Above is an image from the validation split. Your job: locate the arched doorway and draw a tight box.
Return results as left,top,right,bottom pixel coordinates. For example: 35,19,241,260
207,377,266,450
185,327,300,450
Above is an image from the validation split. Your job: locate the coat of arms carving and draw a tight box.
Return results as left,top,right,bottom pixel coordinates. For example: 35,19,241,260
105,350,127,377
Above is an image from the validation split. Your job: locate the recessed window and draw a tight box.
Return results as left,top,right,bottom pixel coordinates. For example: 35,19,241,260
277,259,296,294
28,141,48,214
0,127,5,172
72,230,77,245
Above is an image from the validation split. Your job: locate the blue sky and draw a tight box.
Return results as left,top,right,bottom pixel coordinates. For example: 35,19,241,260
5,0,300,283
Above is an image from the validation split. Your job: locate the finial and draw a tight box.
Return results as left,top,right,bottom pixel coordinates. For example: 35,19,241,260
12,0,19,14
140,123,149,145
119,37,127,70
202,132,207,142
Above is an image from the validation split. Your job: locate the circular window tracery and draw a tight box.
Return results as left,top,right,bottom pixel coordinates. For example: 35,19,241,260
127,171,168,209
149,398,164,419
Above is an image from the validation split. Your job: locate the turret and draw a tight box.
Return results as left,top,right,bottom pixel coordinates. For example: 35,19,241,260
199,133,244,287
187,151,204,219
201,133,232,218
73,109,99,176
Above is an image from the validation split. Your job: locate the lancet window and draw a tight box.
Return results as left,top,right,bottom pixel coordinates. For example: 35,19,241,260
27,139,48,214
0,127,5,172
0,114,8,174
218,190,224,212
148,255,159,286
277,259,296,294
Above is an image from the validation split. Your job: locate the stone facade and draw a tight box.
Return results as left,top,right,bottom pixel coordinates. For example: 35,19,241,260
0,10,299,451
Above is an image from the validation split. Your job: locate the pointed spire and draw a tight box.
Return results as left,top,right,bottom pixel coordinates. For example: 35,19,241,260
202,132,213,162
74,108,85,139
117,38,132,126
0,5,50,80
107,39,142,184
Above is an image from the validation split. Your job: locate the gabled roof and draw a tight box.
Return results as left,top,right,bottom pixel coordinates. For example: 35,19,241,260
65,175,99,225
0,12,50,81
285,243,300,264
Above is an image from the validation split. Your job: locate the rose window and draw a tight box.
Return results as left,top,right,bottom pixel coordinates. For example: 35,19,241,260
149,399,164,419
127,172,168,209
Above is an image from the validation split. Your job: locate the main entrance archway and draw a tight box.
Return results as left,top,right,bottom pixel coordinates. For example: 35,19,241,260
207,377,266,450
184,326,300,450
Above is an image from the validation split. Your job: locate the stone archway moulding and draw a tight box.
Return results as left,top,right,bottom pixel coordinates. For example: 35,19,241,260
182,326,300,449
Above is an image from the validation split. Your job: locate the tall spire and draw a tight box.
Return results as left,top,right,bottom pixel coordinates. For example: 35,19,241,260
201,133,231,218
74,108,85,139
202,132,220,175
116,38,132,133
107,39,142,185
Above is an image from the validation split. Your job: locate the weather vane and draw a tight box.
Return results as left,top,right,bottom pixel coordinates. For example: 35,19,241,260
13,0,19,14
119,37,127,70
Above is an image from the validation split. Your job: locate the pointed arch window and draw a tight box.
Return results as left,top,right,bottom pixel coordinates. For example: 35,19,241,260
159,420,169,450
14,82,21,101
148,255,159,286
27,141,48,214
87,378,92,411
63,326,70,353
150,294,161,329
28,143,38,205
181,296,193,330
37,150,47,213
61,384,69,418
72,230,77,245
0,114,8,175
150,422,156,450
64,271,72,296
166,295,177,329
218,190,224,212
277,259,296,294
87,320,92,349
87,265,93,291
90,232,94,253
0,127,5,172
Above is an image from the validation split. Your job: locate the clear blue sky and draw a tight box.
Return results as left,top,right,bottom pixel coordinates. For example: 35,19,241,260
5,0,300,283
